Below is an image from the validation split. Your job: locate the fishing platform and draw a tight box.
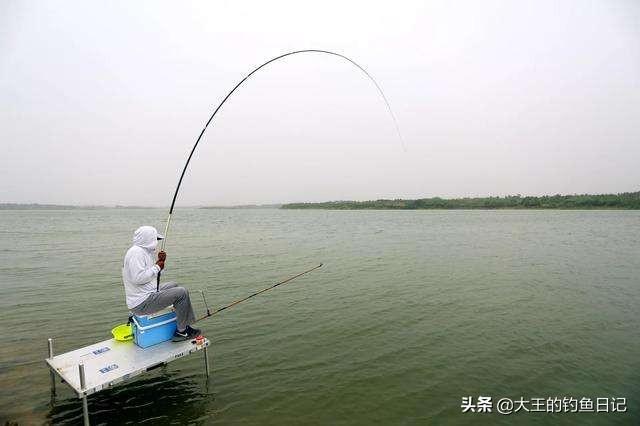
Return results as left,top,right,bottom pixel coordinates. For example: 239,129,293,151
43,264,321,425
45,335,210,425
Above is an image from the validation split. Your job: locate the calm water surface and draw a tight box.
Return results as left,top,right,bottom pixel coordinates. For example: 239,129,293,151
1,209,638,425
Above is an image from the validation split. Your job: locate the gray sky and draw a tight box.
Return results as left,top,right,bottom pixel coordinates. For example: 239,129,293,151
2,0,639,206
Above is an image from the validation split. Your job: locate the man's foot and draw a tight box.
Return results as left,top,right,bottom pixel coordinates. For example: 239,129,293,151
171,326,201,342
172,329,191,342
186,325,201,337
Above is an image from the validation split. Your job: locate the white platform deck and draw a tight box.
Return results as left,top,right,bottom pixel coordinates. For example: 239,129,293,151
46,337,210,397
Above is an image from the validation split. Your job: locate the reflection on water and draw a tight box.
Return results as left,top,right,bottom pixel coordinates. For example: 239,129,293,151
48,371,213,425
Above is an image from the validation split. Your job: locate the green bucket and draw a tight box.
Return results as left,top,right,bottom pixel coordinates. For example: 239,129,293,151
112,323,134,341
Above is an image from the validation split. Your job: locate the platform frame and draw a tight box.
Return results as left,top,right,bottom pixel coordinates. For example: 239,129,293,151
46,336,210,425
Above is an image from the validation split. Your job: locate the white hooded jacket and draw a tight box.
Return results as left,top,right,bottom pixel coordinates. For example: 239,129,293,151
122,226,162,309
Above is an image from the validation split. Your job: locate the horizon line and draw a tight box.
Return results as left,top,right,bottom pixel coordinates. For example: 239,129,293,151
2,189,638,209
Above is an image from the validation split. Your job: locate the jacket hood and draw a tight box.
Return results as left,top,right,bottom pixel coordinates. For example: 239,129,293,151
133,226,159,251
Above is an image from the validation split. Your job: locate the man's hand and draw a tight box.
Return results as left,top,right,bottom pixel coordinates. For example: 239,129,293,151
156,251,166,270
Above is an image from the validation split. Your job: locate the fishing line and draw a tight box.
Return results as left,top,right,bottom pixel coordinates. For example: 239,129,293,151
157,49,404,289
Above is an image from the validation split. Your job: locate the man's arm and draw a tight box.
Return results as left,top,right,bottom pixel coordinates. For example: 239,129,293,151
127,251,165,285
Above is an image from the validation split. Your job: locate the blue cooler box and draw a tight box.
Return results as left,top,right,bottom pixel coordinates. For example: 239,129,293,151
131,308,177,348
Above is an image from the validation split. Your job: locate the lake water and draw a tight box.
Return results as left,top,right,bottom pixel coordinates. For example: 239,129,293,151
1,209,638,425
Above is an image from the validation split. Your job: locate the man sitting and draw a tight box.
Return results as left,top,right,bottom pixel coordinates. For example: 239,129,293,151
122,225,200,341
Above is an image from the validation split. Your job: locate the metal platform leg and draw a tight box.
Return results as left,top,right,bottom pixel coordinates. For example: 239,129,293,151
48,338,56,396
79,363,90,426
204,346,210,377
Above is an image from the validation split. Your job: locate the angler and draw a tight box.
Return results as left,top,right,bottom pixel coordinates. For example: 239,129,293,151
122,225,201,341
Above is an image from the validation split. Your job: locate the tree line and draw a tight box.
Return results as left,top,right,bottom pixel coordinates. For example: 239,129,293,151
281,192,640,210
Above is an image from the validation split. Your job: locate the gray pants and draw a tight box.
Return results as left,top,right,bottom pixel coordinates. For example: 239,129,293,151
131,282,196,332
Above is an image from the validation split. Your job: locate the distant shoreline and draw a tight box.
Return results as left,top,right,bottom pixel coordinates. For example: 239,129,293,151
281,191,640,210
0,203,281,210
3,191,639,210
0,204,159,210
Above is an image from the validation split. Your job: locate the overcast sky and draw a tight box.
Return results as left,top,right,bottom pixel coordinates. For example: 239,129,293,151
1,0,639,206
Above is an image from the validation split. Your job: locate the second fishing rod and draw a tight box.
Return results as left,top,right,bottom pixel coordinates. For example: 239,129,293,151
194,263,323,323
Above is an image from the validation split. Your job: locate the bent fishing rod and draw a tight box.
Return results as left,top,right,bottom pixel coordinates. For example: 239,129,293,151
157,49,404,289
194,263,323,323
